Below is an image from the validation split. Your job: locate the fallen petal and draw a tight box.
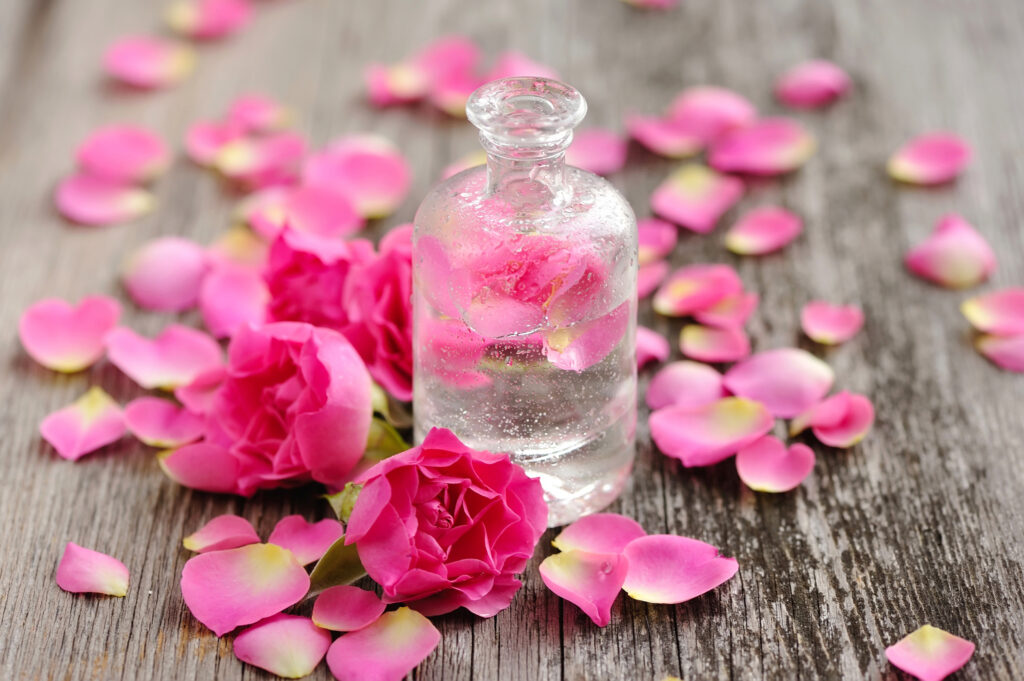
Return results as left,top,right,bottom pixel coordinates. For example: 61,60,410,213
485,51,560,81
724,206,803,255
622,0,679,9
183,514,260,553
181,543,310,636
105,324,224,390
888,133,971,186
312,585,386,632
365,62,430,107
18,295,120,372
234,614,331,679
679,324,750,363
651,164,744,233
166,0,251,40
801,301,864,345
303,135,412,219
693,292,759,329
55,174,154,226
626,114,705,159
667,87,757,143
790,391,875,448
735,436,815,492
215,132,307,189
885,624,975,681
551,513,647,554
76,125,170,183
440,150,487,180
123,237,209,311
185,119,246,166
538,549,628,627
207,226,269,272
961,288,1024,335
103,35,196,88
724,348,834,418
41,387,126,461
975,333,1024,372
56,542,129,596
637,217,678,266
125,397,204,448
159,442,240,494
245,185,364,240
199,264,269,338
709,118,816,176
267,515,345,566
774,60,851,109
566,128,627,175
652,264,743,317
227,93,292,133
325,607,440,681
646,360,726,411
905,214,996,289
637,326,670,369
649,397,774,467
638,261,670,300
621,534,737,604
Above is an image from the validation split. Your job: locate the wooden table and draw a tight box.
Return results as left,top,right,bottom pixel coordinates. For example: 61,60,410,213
2,0,1023,679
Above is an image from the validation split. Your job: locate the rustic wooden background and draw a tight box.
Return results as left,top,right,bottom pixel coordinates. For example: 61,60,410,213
2,0,1023,679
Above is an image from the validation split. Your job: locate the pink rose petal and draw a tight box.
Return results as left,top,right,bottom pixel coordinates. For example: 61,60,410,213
227,94,292,134
159,441,240,494
105,324,224,390
325,607,441,681
166,0,251,40
790,391,875,448
18,295,120,372
801,301,864,345
185,119,246,166
312,585,386,632
566,128,627,175
183,514,260,553
667,87,757,143
173,367,226,415
303,135,412,219
735,435,815,492
267,515,345,566
975,333,1024,372
961,287,1024,335
637,217,678,266
76,125,170,184
679,324,750,363
180,543,310,636
905,214,995,289
887,133,971,186
427,69,484,117
622,0,678,9
365,63,430,107
885,625,975,681
365,35,480,109
709,118,816,176
124,397,204,448
234,613,331,679
485,51,560,81
56,542,129,596
651,164,744,233
123,237,209,311
723,348,834,418
245,185,364,240
199,264,269,338
551,513,647,554
40,387,126,461
539,549,628,627
724,206,803,255
215,132,307,189
207,226,269,272
637,326,670,369
775,60,851,109
55,174,154,226
545,302,630,372
627,114,704,159
646,360,726,411
693,292,759,329
649,397,774,467
103,35,196,89
652,264,743,317
440,150,487,180
638,261,670,300
621,534,738,604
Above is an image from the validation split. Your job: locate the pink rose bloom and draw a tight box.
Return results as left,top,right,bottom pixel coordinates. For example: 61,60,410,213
345,427,548,617
166,322,372,496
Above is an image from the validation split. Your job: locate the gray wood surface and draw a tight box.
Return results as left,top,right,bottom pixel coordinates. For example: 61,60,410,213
1,0,1023,679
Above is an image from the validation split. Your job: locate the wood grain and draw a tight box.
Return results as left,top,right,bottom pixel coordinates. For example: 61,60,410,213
1,0,1023,679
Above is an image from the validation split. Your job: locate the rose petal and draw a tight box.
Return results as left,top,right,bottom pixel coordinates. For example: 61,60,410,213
649,397,774,467
365,63,431,107
103,35,196,88
551,513,647,554
887,133,971,185
258,185,364,240
303,135,411,219
637,217,678,266
166,0,251,40
183,514,260,553
124,397,204,448
626,114,705,159
158,441,240,494
215,132,307,189
180,543,310,636
18,295,120,372
638,261,670,300
646,360,726,411
801,301,864,345
226,93,292,133
55,174,154,226
234,614,331,679
267,515,346,566
653,264,743,317
427,68,484,117
885,625,975,681
545,302,630,372
76,125,170,183
123,237,209,311
651,164,744,233
621,534,737,604
975,333,1024,372
679,324,750,363
735,435,815,492
538,549,628,627
693,292,759,329
325,607,441,681
774,60,851,109
709,118,816,176
485,51,560,81
56,542,129,596
106,324,224,390
365,36,480,107
790,391,875,448
622,0,678,9
724,206,803,255
40,387,126,461
312,585,386,632
637,326,670,369
960,288,1024,335
185,119,246,166
667,87,757,143
207,226,269,272
566,128,627,176
724,348,834,418
905,214,996,289
173,367,226,415
440,150,486,180
199,264,269,338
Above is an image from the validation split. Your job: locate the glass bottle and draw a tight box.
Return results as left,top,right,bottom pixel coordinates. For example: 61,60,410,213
412,77,637,526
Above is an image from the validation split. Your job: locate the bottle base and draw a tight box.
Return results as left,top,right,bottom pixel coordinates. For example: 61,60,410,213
533,460,633,527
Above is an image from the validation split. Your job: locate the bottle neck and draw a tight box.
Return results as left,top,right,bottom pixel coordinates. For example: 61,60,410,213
481,131,571,208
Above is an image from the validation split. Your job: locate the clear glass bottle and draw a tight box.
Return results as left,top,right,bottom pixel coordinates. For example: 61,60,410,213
412,77,637,526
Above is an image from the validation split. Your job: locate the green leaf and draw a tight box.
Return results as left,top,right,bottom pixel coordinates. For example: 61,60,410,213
365,418,410,461
325,482,362,523
307,535,366,597
370,382,413,429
